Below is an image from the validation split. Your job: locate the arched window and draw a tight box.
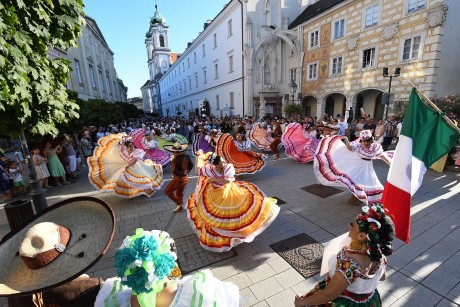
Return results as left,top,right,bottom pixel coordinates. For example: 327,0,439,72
159,35,165,47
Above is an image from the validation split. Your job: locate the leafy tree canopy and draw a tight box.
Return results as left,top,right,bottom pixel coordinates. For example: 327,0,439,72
283,103,303,118
0,0,85,136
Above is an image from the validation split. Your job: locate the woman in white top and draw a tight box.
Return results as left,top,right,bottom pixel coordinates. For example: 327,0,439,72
295,203,395,307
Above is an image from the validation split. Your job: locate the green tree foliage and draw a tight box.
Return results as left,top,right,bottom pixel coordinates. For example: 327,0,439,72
0,0,85,136
116,102,144,120
283,103,303,118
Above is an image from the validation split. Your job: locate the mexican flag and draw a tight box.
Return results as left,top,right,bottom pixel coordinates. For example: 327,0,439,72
381,88,459,243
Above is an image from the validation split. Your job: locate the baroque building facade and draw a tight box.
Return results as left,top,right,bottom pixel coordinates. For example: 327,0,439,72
289,0,459,120
63,16,127,103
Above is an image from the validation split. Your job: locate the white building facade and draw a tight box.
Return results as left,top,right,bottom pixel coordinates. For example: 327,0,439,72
66,16,127,103
150,0,310,119
157,1,245,118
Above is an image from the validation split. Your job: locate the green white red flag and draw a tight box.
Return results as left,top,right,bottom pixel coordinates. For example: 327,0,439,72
381,88,459,243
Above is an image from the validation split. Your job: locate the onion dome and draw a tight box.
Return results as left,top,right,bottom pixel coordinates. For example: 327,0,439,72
150,5,166,25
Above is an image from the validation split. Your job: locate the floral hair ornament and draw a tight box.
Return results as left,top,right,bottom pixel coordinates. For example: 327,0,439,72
209,152,225,165
356,203,392,261
114,228,181,307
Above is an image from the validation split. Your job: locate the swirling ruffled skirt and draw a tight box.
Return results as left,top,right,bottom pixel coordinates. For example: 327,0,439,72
187,178,279,252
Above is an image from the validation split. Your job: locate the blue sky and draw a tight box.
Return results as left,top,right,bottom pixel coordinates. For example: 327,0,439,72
83,0,229,98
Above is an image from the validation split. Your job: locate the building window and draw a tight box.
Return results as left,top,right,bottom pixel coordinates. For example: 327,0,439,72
189,78,192,90
230,92,234,108
362,48,376,68
309,30,319,49
213,33,217,48
98,70,105,92
402,35,421,61
364,4,380,28
307,62,318,80
290,68,296,83
214,63,219,79
203,70,207,83
195,75,198,87
202,44,206,57
194,52,197,63
159,35,165,47
216,95,220,109
228,19,233,37
182,63,185,71
331,56,343,75
407,0,425,13
333,19,345,40
89,65,96,89
228,55,233,73
187,58,190,68
106,74,111,94
113,81,117,98
74,59,83,84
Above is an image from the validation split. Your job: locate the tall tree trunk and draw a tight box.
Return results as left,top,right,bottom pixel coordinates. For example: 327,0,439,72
19,130,48,212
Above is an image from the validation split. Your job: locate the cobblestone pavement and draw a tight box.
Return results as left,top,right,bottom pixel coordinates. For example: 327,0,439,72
1,149,459,306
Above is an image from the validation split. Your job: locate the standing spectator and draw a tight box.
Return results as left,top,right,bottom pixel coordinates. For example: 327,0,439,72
0,157,12,202
8,161,26,195
354,117,365,141
63,136,78,178
32,147,50,190
337,116,349,136
96,128,105,140
374,119,384,144
80,134,93,164
187,123,194,144
382,113,398,151
44,142,70,185
363,117,376,135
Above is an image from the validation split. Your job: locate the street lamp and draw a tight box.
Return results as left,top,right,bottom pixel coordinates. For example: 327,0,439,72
288,79,297,104
382,67,401,119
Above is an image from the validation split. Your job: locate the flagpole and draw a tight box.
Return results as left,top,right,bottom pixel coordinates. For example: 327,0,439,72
409,82,460,134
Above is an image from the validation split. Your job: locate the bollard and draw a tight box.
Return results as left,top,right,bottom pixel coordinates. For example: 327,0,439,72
4,200,35,232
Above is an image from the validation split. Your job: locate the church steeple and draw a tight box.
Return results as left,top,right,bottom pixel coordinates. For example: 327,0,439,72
145,1,171,78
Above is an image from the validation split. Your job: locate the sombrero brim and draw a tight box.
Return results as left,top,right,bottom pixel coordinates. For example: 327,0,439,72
0,196,115,297
163,144,189,153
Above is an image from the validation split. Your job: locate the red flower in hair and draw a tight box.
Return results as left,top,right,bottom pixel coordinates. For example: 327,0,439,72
371,224,377,231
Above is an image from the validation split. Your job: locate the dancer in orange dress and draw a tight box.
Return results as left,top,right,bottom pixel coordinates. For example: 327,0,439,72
216,133,267,174
186,151,280,252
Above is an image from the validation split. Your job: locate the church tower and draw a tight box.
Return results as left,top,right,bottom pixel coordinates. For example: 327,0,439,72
145,4,171,79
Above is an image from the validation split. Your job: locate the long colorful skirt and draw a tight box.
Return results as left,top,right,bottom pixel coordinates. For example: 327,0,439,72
282,122,319,163
216,133,266,174
248,124,274,151
186,177,279,252
314,136,383,204
88,134,164,198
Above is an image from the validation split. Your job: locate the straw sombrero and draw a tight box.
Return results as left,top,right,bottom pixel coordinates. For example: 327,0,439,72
0,196,115,297
163,142,188,153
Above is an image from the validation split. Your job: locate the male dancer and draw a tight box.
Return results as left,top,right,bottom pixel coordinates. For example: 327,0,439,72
163,142,193,212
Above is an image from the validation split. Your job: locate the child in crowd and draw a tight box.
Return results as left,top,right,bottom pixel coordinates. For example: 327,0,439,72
8,161,26,195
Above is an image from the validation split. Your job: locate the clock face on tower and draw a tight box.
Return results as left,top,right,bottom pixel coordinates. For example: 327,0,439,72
157,25,164,33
